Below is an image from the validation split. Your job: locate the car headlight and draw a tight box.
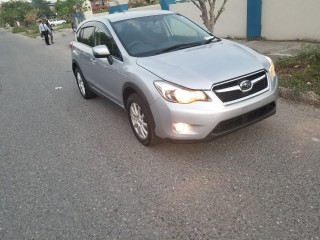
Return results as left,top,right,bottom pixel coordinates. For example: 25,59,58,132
265,56,276,79
154,81,209,104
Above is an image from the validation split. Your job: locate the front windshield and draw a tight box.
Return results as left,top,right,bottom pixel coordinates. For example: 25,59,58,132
112,14,214,57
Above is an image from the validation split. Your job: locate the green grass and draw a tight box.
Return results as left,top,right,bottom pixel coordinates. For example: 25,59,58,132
276,45,320,106
11,23,72,38
11,23,41,38
12,26,26,33
26,23,41,38
54,23,71,31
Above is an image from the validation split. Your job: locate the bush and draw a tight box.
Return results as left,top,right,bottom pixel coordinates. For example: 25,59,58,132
129,0,148,8
27,23,39,34
12,26,26,33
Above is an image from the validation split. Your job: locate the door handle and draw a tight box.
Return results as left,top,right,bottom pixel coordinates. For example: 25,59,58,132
90,58,97,64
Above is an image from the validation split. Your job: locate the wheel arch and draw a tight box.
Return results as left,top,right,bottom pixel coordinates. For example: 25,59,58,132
123,82,157,134
122,82,150,111
72,60,80,76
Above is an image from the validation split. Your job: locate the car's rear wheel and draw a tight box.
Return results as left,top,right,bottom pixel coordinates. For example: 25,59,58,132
127,93,157,146
74,68,96,99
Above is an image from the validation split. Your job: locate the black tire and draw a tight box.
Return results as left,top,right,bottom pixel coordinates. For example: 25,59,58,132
126,93,157,146
74,68,96,99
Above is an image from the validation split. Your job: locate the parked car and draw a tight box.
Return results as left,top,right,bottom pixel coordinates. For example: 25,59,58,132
71,11,278,146
48,19,66,27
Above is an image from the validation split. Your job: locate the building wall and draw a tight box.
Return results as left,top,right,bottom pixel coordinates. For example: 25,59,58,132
261,0,320,41
170,0,247,38
128,4,161,11
170,0,320,41
83,0,94,19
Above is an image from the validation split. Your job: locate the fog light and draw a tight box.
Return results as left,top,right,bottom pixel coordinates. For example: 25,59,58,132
172,123,189,133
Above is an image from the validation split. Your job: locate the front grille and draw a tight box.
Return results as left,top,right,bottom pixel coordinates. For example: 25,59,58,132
212,70,269,104
209,102,276,138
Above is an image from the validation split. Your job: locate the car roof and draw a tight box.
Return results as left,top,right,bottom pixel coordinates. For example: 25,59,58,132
84,10,174,24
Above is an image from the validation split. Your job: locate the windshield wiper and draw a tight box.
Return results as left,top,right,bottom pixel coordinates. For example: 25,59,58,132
155,42,202,55
203,36,221,44
154,37,221,55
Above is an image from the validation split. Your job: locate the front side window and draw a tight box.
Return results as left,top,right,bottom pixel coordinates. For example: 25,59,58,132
94,26,122,60
77,26,94,47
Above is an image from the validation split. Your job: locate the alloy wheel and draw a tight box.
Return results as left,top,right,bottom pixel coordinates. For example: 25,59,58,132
76,72,86,96
130,102,148,140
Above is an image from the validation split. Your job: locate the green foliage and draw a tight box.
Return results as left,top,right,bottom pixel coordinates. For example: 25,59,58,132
0,0,54,27
26,22,39,32
10,22,39,38
0,0,33,26
55,0,86,19
0,0,87,28
31,0,53,18
129,0,147,8
12,26,26,33
25,9,38,27
26,22,42,38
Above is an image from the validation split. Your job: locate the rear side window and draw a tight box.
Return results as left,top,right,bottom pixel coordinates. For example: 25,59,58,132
77,26,94,47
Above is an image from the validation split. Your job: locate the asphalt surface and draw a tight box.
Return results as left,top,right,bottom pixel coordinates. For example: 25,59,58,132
0,29,320,239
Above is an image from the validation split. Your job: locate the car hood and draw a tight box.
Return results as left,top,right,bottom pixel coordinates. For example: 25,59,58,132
136,40,267,90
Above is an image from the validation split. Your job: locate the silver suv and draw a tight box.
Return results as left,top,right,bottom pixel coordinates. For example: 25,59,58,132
71,11,278,146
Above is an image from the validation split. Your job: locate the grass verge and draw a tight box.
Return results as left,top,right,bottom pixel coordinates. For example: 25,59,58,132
54,23,72,31
12,24,40,38
11,23,72,38
276,45,320,107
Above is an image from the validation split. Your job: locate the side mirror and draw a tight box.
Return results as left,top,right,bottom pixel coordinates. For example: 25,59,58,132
92,45,113,65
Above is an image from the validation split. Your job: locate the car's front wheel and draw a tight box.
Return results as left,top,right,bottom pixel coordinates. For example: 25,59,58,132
74,68,96,99
127,93,157,146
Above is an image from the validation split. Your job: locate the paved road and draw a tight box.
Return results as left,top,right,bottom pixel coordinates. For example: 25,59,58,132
1,29,320,239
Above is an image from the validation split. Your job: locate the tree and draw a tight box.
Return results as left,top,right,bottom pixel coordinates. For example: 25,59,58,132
0,0,33,26
55,0,86,20
25,9,38,27
191,0,228,33
31,0,53,18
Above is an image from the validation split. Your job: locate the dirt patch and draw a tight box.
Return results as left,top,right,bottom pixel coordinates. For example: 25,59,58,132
279,87,320,108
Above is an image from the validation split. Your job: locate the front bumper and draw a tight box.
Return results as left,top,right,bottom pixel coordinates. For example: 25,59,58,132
150,76,278,141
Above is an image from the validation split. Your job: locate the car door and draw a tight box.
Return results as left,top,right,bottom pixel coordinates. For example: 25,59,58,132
74,25,96,84
90,22,128,107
